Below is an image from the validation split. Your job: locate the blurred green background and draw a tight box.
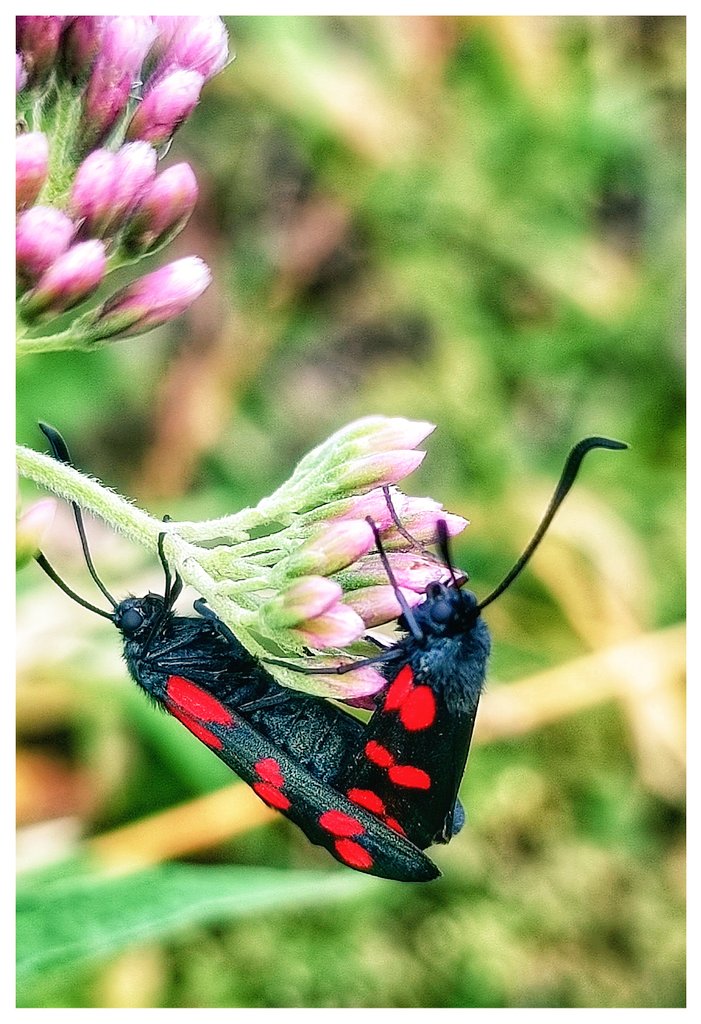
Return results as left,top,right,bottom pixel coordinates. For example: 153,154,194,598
16,15,685,1009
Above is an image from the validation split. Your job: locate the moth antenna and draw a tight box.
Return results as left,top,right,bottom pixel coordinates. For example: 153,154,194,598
435,519,462,591
477,436,628,612
38,422,118,610
34,552,114,620
366,516,423,641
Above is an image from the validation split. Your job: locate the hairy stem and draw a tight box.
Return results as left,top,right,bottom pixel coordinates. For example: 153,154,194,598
16,444,162,549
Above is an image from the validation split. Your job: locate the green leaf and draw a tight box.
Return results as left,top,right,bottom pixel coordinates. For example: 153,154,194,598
17,858,374,996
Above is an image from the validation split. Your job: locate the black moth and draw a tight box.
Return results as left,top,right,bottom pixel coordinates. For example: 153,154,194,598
33,422,626,881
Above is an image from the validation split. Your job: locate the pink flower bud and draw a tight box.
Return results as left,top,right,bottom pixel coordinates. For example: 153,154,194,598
98,16,155,70
155,16,229,81
282,521,375,578
22,240,106,318
126,69,204,146
273,660,386,703
70,149,118,235
62,15,107,82
91,256,211,339
16,52,27,92
343,585,423,628
262,577,343,630
16,206,75,282
122,162,198,255
302,487,398,531
72,142,156,238
150,17,182,58
381,510,468,549
108,141,158,227
16,498,56,568
16,16,67,85
82,16,156,148
339,551,452,593
293,605,366,649
328,416,435,458
350,418,435,456
335,450,427,495
16,132,49,211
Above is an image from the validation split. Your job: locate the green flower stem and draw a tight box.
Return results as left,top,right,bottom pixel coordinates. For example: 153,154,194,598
16,329,103,356
42,89,85,207
175,483,322,542
17,445,299,627
174,502,293,540
16,444,161,549
216,576,272,596
16,444,305,568
198,533,301,563
194,547,275,578
17,88,46,134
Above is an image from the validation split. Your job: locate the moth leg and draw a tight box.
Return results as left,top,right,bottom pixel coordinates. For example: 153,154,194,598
432,800,466,844
192,597,242,648
142,635,197,662
264,648,401,675
157,521,183,607
382,485,438,561
363,633,393,650
237,691,313,713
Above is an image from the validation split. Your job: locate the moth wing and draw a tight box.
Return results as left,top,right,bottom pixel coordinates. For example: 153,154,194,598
340,663,480,851
163,673,439,883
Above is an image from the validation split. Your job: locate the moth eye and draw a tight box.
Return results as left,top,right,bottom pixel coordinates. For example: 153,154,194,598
120,608,144,632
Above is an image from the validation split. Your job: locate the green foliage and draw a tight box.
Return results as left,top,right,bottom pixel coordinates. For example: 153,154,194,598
17,859,371,1006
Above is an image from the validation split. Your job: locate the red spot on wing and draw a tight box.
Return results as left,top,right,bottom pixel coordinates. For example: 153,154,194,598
365,740,395,768
347,787,406,837
384,664,414,711
347,788,386,815
255,757,285,788
384,816,406,836
389,765,431,789
319,809,364,837
253,781,291,810
169,707,223,749
334,838,374,870
399,685,436,731
383,666,437,731
167,676,234,725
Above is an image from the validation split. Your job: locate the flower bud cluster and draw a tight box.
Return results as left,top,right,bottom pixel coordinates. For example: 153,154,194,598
16,16,228,351
17,16,227,150
188,418,468,698
263,480,465,651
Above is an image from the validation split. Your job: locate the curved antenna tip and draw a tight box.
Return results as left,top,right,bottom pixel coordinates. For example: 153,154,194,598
577,436,629,453
477,434,627,612
38,421,72,463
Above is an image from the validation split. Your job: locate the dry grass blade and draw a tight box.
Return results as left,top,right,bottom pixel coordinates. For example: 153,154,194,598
89,784,276,872
477,624,686,796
